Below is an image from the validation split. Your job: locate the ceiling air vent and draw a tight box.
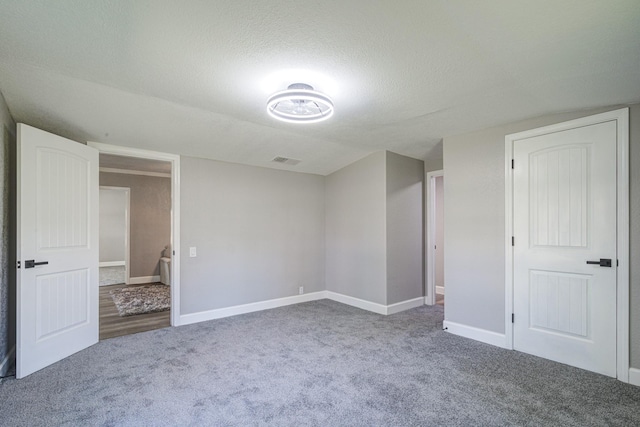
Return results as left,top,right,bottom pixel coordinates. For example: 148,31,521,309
271,156,301,166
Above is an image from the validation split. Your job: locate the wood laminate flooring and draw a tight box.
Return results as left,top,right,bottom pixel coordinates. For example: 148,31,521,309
100,283,171,340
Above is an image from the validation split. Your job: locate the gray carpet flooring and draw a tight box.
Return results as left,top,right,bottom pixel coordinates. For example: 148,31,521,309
1,300,639,426
99,266,126,286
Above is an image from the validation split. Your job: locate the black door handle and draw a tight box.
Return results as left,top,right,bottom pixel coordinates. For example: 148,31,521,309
586,258,612,267
24,260,49,269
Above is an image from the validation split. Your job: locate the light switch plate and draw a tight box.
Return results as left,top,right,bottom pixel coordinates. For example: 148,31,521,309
189,247,197,257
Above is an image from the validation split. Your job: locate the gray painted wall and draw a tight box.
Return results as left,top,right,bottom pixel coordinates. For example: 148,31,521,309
0,91,16,374
180,156,325,314
424,157,443,174
443,103,640,368
629,105,640,368
444,126,505,333
435,176,444,288
99,188,127,263
99,172,170,278
325,152,387,305
386,151,424,305
326,151,424,306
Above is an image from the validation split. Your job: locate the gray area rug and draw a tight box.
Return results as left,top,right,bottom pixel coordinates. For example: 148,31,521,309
0,300,639,426
109,284,170,317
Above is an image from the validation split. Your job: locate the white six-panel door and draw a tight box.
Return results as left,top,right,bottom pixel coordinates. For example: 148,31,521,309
17,124,99,378
512,120,618,377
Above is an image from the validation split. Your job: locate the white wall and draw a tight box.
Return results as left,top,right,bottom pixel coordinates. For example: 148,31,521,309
443,104,640,358
325,152,387,305
99,188,127,263
386,151,424,304
180,156,325,315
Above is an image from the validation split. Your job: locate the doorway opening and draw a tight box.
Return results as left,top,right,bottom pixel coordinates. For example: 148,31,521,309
426,170,444,307
89,143,181,340
99,186,130,287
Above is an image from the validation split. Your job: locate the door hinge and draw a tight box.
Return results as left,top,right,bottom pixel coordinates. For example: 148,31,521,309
617,259,619,267
512,236,515,246
511,159,514,169
16,261,21,269
512,313,514,323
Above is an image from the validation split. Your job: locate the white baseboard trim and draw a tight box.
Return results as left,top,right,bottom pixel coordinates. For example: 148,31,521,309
386,297,425,314
443,320,509,349
324,291,387,315
0,346,15,377
129,275,160,285
629,368,640,386
436,286,445,295
178,291,428,328
99,261,125,267
179,291,326,326
325,292,424,315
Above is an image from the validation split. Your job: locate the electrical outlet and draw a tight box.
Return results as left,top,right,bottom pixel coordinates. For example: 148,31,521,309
189,247,197,257
299,286,304,295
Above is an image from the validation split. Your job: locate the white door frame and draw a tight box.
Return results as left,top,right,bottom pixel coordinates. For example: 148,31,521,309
426,169,444,306
504,108,629,382
88,142,181,327
99,186,131,285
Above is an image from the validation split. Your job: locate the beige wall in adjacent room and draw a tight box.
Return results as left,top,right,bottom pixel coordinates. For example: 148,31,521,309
99,188,128,263
443,103,640,368
180,156,325,315
99,172,171,278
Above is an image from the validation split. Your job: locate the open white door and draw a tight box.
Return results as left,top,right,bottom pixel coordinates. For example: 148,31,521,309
17,124,99,378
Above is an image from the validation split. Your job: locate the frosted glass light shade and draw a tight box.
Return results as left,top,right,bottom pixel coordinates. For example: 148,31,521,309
267,83,334,124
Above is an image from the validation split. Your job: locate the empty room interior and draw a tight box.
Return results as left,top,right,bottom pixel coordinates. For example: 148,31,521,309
1,1,640,425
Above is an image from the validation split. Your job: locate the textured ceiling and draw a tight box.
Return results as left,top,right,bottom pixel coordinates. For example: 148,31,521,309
0,0,638,175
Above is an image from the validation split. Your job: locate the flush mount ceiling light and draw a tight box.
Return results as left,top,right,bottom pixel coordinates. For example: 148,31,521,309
267,83,334,124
